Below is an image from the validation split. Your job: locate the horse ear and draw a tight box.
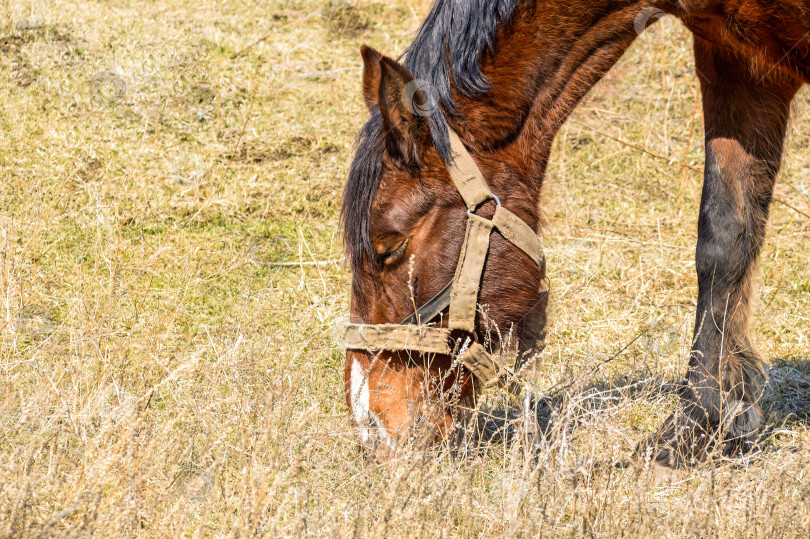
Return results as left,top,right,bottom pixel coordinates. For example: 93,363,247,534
360,45,382,111
360,46,431,166
377,56,430,166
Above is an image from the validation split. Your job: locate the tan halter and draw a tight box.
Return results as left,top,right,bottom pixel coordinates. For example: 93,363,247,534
343,128,546,392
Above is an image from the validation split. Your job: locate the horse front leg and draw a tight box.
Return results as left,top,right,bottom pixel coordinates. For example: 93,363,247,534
643,39,801,467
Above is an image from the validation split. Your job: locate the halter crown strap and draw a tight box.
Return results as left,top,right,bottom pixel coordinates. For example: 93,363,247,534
446,129,496,210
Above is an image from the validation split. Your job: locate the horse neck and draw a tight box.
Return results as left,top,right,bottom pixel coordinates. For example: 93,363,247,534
451,0,669,196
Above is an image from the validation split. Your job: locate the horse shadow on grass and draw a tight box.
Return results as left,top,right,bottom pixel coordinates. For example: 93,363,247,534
452,374,680,455
453,358,810,457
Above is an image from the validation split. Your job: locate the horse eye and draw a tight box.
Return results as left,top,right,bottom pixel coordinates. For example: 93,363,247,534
379,239,408,265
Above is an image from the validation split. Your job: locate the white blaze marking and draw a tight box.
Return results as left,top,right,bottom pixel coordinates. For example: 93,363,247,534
350,358,371,439
350,358,395,450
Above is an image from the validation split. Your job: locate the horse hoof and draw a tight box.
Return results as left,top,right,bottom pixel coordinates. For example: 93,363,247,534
638,400,764,468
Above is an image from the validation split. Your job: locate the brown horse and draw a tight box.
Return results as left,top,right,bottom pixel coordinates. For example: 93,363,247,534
342,0,810,467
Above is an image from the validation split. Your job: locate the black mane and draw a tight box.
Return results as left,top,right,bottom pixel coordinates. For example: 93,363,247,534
341,0,524,275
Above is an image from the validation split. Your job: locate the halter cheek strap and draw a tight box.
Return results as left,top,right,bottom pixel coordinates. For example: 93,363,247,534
342,128,547,392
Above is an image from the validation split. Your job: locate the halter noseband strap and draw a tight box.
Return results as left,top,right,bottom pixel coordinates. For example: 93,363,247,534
343,128,547,392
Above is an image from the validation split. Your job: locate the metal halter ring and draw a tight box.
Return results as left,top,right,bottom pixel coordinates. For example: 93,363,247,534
467,193,501,217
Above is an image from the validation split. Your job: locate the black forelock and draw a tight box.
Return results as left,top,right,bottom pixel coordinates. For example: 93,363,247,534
341,0,525,276
342,112,384,277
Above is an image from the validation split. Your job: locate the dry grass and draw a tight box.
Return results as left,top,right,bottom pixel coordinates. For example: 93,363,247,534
1,0,809,536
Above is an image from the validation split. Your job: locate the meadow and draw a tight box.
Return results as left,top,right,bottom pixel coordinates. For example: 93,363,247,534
1,0,809,536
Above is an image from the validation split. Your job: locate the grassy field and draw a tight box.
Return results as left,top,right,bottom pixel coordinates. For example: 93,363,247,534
1,0,809,536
